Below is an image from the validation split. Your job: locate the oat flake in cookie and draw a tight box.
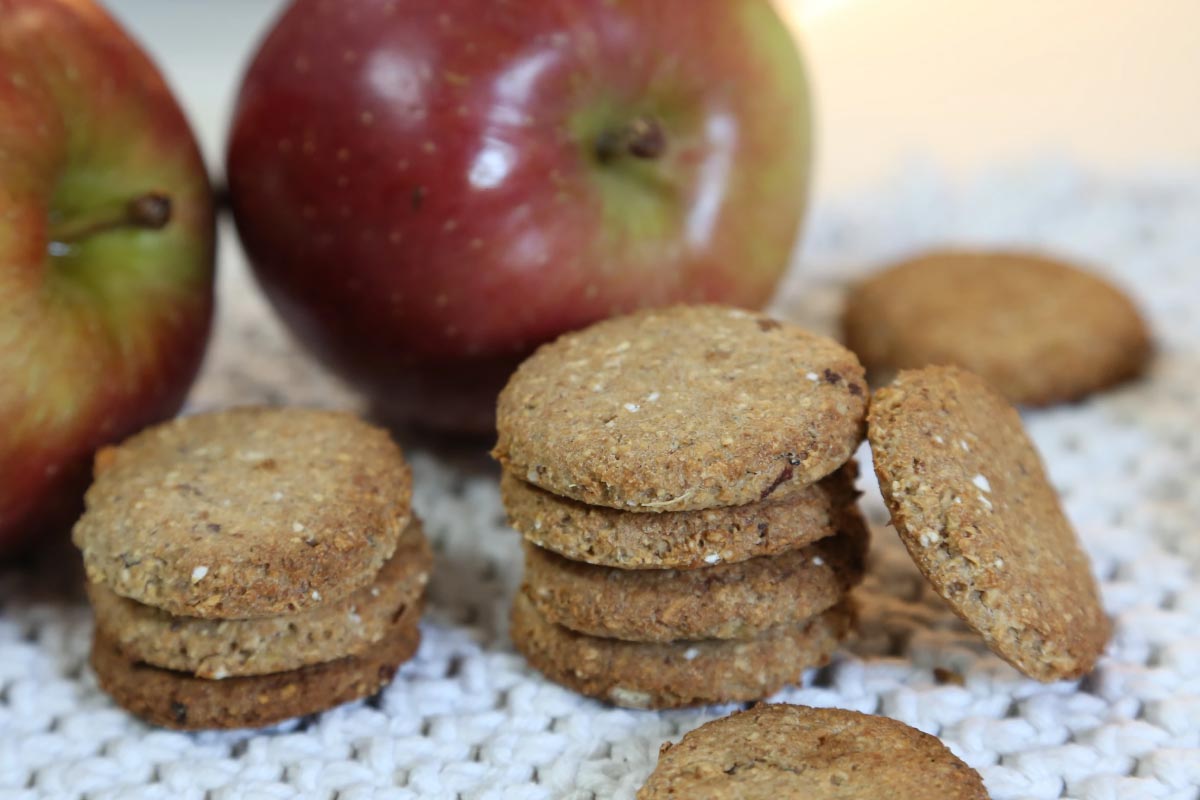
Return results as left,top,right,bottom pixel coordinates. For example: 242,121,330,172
494,305,868,511
72,407,412,618
638,704,988,799
868,366,1111,681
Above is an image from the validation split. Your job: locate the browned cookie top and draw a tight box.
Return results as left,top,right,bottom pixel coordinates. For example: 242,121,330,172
843,250,1151,406
868,366,1111,681
494,305,867,511
73,407,412,619
638,704,988,799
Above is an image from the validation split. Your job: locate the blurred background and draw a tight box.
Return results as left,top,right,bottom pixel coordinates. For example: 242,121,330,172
107,0,1200,199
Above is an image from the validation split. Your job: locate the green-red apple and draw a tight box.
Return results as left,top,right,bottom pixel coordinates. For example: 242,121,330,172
228,0,811,433
0,0,215,555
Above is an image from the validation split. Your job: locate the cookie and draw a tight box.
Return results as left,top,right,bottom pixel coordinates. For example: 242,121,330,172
522,506,866,642
494,305,867,511
868,366,1111,681
638,703,988,799
73,407,412,618
843,250,1151,406
89,518,432,678
511,592,854,709
91,602,420,730
502,464,858,569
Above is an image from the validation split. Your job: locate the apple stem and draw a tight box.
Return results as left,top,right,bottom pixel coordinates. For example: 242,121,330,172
50,192,172,245
595,116,666,163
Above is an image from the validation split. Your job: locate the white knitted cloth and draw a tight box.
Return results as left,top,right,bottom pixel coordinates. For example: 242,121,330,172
2,162,1198,800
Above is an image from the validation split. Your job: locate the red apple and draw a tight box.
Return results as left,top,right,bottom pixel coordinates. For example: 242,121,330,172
0,0,215,555
228,0,810,432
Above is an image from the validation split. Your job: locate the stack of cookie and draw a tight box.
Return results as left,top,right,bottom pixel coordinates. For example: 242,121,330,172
493,305,871,708
73,407,430,730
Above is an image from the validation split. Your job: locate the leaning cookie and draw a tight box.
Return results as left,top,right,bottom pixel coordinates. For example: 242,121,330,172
495,305,867,511
638,704,988,799
869,366,1111,680
502,465,858,569
511,592,854,709
89,518,432,678
522,506,867,642
73,407,412,618
843,249,1151,405
91,603,421,730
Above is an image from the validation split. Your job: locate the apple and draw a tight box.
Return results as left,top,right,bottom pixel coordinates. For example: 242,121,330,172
0,0,215,555
228,0,811,433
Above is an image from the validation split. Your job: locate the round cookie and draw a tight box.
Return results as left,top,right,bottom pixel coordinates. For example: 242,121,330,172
91,603,421,730
502,464,858,569
868,366,1111,681
511,592,854,709
638,704,988,799
523,507,867,642
494,305,867,511
843,250,1151,406
90,518,432,678
73,407,412,618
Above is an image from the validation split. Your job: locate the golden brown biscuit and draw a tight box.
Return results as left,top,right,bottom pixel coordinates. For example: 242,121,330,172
90,603,421,730
843,250,1151,405
523,506,866,641
494,305,867,511
868,366,1111,681
510,591,854,709
73,407,412,618
501,465,858,569
90,518,432,678
638,704,988,799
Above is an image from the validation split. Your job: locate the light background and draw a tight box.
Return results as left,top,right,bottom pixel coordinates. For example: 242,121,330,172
104,0,1200,201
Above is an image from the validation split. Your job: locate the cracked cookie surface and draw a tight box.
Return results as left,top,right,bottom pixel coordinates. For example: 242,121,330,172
494,305,867,511
868,366,1110,681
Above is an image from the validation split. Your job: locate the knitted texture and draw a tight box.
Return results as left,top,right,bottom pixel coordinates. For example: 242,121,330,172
2,162,1198,799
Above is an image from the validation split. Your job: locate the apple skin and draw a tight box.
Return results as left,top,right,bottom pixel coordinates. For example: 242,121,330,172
0,0,215,556
228,0,811,432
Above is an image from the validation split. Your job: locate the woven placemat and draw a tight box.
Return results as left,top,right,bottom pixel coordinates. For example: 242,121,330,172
2,161,1198,800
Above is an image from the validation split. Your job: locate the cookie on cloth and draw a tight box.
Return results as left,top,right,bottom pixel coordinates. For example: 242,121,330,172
638,703,987,799
868,366,1111,681
73,407,412,618
842,249,1151,406
501,464,859,570
522,506,867,642
89,518,432,678
510,592,854,709
91,602,421,731
494,305,867,511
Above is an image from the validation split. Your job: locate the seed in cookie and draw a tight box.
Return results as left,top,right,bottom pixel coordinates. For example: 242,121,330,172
522,505,866,642
638,703,988,799
868,365,1111,681
501,463,859,569
511,591,855,709
90,602,421,730
494,305,867,511
89,517,432,678
843,249,1151,406
72,407,412,618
